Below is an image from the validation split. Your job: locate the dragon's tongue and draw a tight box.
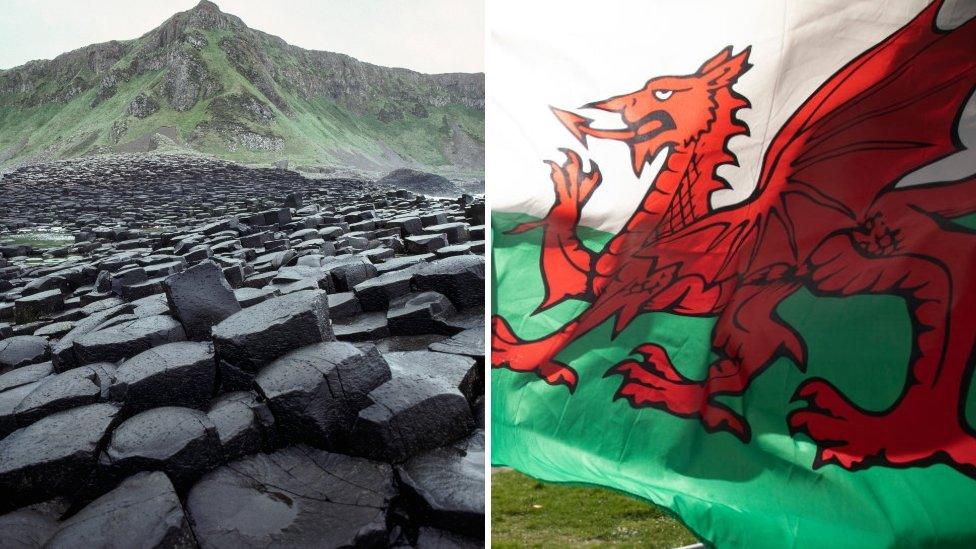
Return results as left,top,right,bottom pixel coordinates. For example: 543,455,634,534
551,107,635,144
551,107,590,142
581,127,637,141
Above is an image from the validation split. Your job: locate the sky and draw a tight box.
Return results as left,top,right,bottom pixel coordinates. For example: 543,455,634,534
0,0,484,73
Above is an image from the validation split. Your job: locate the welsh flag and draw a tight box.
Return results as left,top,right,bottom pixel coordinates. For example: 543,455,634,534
490,0,976,546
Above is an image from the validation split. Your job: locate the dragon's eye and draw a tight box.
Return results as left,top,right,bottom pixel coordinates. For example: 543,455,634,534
654,90,673,101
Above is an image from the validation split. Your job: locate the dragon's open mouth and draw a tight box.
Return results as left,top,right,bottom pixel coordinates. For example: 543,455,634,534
551,106,676,152
628,111,676,143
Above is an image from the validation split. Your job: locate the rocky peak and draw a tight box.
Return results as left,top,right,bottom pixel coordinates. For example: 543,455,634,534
183,0,234,27
193,0,220,12
156,0,242,40
143,2,239,63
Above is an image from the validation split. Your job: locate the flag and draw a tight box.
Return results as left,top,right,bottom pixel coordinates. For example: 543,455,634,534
489,0,976,546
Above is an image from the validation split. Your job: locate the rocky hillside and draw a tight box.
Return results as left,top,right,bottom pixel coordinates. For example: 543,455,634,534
0,0,484,174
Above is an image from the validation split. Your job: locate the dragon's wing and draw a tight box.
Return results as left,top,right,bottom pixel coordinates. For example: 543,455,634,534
581,1,974,329
732,0,976,278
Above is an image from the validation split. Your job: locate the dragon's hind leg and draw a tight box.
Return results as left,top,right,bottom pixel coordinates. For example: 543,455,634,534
790,200,976,475
610,281,803,441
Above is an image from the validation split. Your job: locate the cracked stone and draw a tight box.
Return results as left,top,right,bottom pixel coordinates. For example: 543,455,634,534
0,361,53,393
51,304,132,371
0,336,51,374
429,327,485,366
347,351,476,463
353,269,419,312
186,445,395,548
333,311,389,342
207,391,275,462
8,364,113,431
387,291,456,336
411,256,484,310
14,289,65,324
0,499,69,548
398,431,485,537
255,342,390,447
327,292,361,320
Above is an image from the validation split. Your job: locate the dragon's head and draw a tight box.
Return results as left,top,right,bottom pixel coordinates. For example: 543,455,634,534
553,47,752,176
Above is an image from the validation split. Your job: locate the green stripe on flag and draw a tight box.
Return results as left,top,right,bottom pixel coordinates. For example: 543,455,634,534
492,211,976,548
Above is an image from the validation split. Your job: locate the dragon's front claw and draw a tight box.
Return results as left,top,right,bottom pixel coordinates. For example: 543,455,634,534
610,344,751,441
491,315,578,390
530,149,602,227
538,362,578,389
630,343,685,382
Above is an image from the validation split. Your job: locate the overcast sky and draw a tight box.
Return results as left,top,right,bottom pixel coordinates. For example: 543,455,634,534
0,0,484,73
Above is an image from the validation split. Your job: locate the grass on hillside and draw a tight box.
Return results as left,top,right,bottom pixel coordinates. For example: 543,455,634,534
0,25,484,173
492,470,699,548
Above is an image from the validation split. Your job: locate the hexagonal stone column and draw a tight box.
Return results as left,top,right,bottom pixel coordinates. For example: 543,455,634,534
163,260,241,340
211,290,333,376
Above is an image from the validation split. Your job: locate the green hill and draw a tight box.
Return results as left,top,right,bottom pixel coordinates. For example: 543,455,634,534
0,0,484,175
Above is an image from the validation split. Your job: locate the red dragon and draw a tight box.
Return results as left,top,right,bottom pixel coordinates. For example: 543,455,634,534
492,0,976,476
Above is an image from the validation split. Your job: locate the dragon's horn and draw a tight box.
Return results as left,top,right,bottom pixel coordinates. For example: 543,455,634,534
698,46,734,74
701,46,753,88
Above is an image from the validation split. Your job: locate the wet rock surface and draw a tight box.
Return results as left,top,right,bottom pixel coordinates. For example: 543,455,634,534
101,406,222,488
211,289,332,373
348,351,478,463
163,260,241,340
255,341,390,447
0,361,53,393
73,314,186,365
0,403,121,512
206,391,274,462
0,155,484,546
398,431,485,537
188,445,397,548
45,471,196,548
0,499,69,548
0,336,50,373
111,341,216,414
6,364,110,432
